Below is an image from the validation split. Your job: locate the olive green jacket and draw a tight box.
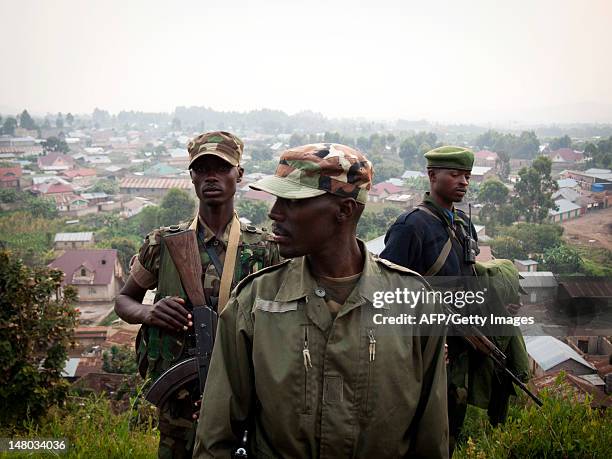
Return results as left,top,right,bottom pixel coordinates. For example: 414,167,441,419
194,246,448,459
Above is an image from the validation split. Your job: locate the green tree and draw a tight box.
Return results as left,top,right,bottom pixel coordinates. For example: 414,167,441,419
27,195,58,219
490,236,527,260
548,135,572,150
56,112,64,129
498,223,563,256
513,156,558,223
2,117,17,136
373,162,403,184
477,179,511,229
496,151,510,181
0,250,79,425
89,179,119,195
136,205,161,235
357,206,402,240
171,117,181,130
102,345,138,375
159,188,196,226
236,200,269,226
19,109,37,130
65,113,74,126
542,244,583,274
43,136,70,153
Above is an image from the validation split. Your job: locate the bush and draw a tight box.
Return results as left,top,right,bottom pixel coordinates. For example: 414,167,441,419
455,373,612,458
103,345,138,375
0,250,79,426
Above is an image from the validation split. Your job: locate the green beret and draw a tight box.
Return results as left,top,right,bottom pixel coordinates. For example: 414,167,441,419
424,146,474,171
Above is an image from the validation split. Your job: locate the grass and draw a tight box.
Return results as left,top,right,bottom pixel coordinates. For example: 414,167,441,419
0,395,158,459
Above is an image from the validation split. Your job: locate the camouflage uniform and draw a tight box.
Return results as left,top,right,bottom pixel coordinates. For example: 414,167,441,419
130,131,280,459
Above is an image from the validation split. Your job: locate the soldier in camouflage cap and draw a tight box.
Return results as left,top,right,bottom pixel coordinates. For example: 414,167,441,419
250,143,373,204
115,130,279,459
187,131,244,167
194,144,448,458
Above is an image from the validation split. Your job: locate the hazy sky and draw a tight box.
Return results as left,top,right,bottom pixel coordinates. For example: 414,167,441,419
1,0,611,123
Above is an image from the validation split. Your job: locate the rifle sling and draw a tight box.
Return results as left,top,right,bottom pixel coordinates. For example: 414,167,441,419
416,204,455,276
191,212,241,314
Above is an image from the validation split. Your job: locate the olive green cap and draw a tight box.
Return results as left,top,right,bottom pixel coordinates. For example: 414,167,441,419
425,146,474,171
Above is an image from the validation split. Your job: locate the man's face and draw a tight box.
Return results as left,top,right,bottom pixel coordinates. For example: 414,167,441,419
268,194,337,259
429,168,471,203
190,155,242,206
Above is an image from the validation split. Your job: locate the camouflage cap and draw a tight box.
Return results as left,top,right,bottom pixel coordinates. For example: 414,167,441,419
250,143,373,204
425,145,474,171
187,131,244,168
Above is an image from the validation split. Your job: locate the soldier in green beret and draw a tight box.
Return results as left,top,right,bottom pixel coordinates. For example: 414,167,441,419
194,143,449,458
381,145,478,455
115,131,280,459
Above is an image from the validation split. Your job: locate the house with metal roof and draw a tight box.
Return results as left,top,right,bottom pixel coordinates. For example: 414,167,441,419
524,335,596,377
54,232,95,250
549,198,583,222
519,271,558,304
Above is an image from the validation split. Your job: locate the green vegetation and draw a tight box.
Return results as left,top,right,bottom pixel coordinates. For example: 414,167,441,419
0,250,79,426
455,374,612,458
513,156,558,223
583,136,612,169
236,200,270,226
473,129,540,159
357,204,402,241
103,346,138,375
0,395,158,458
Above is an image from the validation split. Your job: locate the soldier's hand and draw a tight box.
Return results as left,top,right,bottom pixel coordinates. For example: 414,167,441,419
192,398,202,421
145,296,192,332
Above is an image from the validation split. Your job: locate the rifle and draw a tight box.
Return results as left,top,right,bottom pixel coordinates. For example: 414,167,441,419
145,229,217,407
462,332,543,407
443,299,543,407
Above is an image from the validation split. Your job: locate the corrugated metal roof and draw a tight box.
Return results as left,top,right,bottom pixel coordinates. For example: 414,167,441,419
524,335,595,372
61,358,81,377
550,198,582,215
519,272,558,288
558,278,612,298
54,232,94,242
119,177,191,189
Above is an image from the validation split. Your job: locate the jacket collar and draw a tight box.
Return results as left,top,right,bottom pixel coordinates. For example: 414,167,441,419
274,239,380,306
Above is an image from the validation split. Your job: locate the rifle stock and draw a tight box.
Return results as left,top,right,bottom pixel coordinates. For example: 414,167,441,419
144,229,217,405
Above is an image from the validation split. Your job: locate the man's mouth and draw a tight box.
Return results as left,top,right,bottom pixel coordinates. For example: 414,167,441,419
271,226,291,242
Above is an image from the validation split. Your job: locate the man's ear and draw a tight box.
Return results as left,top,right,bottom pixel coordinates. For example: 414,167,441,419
336,197,358,223
236,166,244,182
427,168,437,183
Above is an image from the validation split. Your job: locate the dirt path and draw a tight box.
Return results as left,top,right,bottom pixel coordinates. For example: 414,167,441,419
561,206,612,251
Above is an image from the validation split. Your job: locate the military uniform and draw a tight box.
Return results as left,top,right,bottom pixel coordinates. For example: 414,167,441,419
381,145,528,454
131,216,279,458
194,143,449,458
129,131,280,459
194,245,448,458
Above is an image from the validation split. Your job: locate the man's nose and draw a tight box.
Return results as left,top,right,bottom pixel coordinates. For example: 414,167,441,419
268,198,284,221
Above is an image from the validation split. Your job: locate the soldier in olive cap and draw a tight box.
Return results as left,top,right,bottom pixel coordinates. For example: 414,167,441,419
115,131,279,459
194,143,449,458
381,146,478,455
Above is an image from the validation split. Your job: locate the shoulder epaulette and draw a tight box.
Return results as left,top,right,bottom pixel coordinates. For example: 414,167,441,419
376,257,433,290
235,258,291,295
